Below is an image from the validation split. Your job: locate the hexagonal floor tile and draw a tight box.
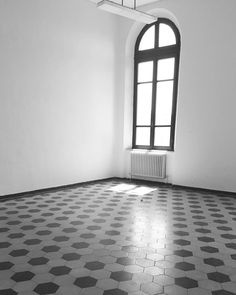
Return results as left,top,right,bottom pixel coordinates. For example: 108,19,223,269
11,271,35,282
225,243,236,250
0,289,17,295
175,262,195,271
174,250,193,257
42,245,60,253
36,230,52,236
34,282,59,294
53,236,69,242
62,253,81,261
207,272,230,283
212,291,236,295
175,277,198,289
173,239,191,246
9,249,29,257
72,242,89,249
0,242,11,248
49,266,71,276
231,254,236,260
141,282,163,294
0,261,14,270
200,246,219,253
80,233,95,239
24,239,41,245
28,257,49,266
203,258,224,267
100,239,116,245
116,257,135,266
103,289,128,295
74,276,97,288
84,261,105,270
198,236,215,243
110,271,133,282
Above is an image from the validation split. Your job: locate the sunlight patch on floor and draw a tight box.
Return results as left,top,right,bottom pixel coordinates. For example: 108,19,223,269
108,183,156,195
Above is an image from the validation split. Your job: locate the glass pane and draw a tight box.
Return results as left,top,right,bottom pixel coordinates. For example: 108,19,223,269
139,25,155,51
159,23,176,47
138,61,153,83
155,81,173,125
157,58,175,80
154,127,171,147
136,127,150,146
137,83,152,125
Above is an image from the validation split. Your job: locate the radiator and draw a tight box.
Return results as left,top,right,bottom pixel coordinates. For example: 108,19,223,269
131,152,166,180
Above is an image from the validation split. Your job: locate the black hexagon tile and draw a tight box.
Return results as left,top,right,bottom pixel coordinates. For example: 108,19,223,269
28,257,49,266
11,271,35,282
49,265,71,276
204,258,224,267
0,289,17,295
103,289,128,295
207,272,231,283
0,261,14,270
110,271,133,281
34,282,59,294
62,252,81,261
9,249,29,257
74,276,97,288
175,262,195,271
84,261,105,270
175,277,198,289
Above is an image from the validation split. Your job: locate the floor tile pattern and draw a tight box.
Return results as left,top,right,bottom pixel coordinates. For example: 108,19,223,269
0,179,236,294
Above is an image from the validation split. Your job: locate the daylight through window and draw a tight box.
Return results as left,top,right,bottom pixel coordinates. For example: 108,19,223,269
133,18,180,151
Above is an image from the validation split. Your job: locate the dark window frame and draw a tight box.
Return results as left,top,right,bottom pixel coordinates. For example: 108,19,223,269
132,18,181,151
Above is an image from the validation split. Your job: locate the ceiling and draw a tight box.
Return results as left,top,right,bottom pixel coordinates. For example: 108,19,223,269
90,0,160,8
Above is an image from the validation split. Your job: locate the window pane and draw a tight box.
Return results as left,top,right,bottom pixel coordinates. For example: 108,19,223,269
136,127,150,146
139,25,155,51
154,127,171,147
138,61,153,83
137,83,152,125
159,23,176,47
157,58,175,80
155,81,173,125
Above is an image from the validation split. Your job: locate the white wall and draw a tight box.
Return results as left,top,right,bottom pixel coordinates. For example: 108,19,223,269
1,0,236,195
119,0,236,192
0,0,120,195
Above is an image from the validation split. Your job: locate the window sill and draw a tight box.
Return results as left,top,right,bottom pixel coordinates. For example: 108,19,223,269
127,148,169,155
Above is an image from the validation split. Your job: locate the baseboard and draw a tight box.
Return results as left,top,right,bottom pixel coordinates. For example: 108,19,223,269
0,177,115,201
1,176,235,202
114,177,236,197
172,184,236,197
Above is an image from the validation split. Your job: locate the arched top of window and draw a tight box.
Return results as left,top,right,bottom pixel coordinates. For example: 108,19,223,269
136,18,180,53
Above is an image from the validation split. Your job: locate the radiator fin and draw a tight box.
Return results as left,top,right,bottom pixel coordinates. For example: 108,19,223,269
131,152,166,180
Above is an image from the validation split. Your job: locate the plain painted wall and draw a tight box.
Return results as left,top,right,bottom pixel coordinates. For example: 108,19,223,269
119,0,236,192
0,0,120,195
1,0,236,195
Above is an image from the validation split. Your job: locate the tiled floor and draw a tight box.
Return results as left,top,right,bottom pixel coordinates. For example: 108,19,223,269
0,179,236,295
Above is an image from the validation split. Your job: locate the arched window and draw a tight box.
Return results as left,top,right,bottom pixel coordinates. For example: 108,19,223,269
132,18,180,151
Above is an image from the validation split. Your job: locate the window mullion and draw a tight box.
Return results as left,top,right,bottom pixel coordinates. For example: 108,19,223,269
150,61,156,149
150,23,159,149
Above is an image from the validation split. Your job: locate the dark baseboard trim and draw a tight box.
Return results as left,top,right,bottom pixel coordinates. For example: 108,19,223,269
116,177,236,197
1,176,235,202
171,184,236,197
0,177,115,202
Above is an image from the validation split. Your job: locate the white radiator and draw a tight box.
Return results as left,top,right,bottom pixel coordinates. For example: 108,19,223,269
131,152,166,180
